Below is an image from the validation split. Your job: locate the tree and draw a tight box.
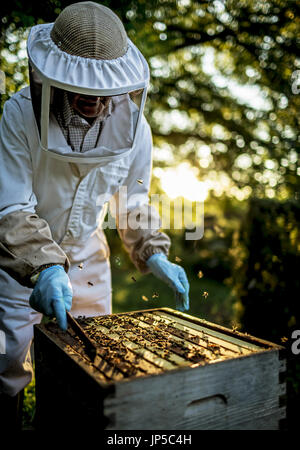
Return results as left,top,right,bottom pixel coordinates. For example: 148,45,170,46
1,0,299,200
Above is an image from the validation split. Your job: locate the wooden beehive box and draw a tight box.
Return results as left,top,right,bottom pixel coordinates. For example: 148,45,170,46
34,308,286,430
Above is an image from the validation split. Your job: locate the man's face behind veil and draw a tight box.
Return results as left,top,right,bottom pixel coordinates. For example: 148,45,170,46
68,92,112,119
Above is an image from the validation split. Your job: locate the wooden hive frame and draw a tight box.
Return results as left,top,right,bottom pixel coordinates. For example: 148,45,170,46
34,308,286,430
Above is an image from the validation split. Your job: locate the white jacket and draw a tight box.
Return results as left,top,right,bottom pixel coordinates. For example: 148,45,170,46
0,86,170,315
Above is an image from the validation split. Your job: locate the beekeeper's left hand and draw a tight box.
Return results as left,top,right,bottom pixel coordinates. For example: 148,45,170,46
146,253,190,312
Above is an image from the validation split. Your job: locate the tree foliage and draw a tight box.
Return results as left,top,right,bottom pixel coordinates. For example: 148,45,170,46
1,0,299,200
230,197,300,429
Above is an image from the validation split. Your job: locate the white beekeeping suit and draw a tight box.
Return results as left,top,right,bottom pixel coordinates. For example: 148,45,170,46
0,2,170,400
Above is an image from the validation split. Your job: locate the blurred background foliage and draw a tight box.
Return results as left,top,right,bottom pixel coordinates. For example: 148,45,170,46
1,0,299,430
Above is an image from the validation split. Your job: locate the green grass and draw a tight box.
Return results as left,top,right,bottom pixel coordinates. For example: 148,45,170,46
22,371,36,430
111,263,237,329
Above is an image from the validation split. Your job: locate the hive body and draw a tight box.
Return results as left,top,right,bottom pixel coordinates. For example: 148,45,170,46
34,308,286,430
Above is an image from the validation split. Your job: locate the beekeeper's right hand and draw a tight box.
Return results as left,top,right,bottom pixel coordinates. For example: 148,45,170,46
29,265,73,331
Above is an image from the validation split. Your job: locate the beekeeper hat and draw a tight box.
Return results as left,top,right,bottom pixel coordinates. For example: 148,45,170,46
26,1,150,164
50,2,128,60
27,1,149,94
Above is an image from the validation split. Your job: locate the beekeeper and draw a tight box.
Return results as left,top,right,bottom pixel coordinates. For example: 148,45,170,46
0,1,190,425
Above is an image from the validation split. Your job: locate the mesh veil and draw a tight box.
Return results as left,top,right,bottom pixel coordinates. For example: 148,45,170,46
50,2,128,60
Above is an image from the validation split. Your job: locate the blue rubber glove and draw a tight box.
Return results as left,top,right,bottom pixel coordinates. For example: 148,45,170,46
29,265,73,330
146,253,190,312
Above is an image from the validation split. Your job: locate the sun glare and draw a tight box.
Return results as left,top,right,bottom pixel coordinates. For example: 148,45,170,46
154,163,209,202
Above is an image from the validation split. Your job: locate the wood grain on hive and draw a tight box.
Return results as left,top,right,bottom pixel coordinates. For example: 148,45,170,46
34,308,286,430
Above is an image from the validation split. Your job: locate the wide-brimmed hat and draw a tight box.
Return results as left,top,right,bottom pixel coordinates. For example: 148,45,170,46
27,2,149,94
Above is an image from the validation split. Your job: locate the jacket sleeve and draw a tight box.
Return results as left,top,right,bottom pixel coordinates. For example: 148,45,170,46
0,97,69,287
110,117,171,274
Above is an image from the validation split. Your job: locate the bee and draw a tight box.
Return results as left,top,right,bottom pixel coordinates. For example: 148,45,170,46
114,256,121,266
175,256,182,263
152,292,159,298
78,263,84,270
197,271,204,279
131,276,137,282
281,336,288,343
87,281,94,286
137,178,144,184
202,291,209,299
214,225,225,237
142,295,149,302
